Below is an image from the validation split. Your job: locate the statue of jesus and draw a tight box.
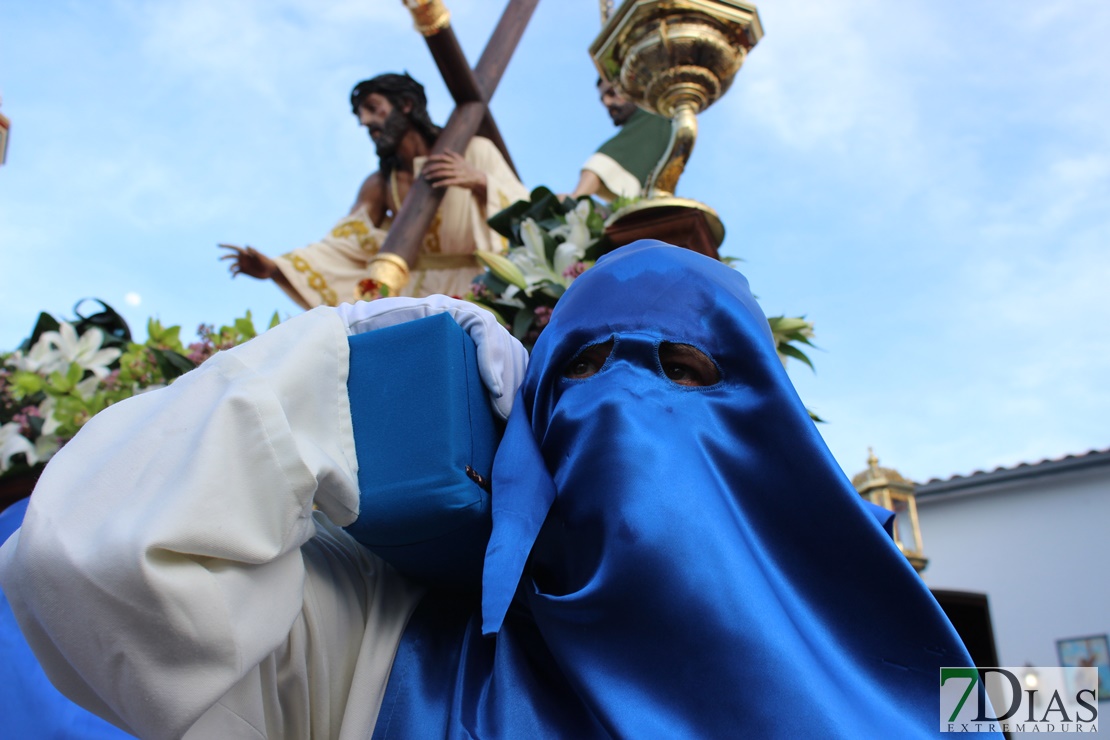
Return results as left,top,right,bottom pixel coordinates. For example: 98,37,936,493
220,72,528,306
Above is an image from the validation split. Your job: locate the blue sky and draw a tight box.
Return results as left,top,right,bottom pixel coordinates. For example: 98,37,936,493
1,0,1107,482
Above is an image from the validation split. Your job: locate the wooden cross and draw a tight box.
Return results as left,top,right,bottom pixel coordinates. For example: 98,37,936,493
367,0,539,294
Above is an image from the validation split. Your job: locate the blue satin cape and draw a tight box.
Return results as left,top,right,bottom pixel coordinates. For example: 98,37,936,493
372,242,984,738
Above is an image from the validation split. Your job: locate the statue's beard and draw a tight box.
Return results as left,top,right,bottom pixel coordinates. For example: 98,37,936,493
370,108,411,172
608,101,637,126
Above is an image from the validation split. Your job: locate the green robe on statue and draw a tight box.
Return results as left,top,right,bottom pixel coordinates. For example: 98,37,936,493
580,108,672,201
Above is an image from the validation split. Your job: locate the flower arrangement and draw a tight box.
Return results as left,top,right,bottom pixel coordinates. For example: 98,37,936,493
470,188,818,372
466,187,607,347
1,301,278,480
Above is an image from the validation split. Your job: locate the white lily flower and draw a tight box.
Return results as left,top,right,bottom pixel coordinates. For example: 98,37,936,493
40,323,121,379
520,218,547,265
508,218,575,290
550,199,592,251
39,397,60,436
33,434,59,464
0,422,37,473
76,375,101,400
7,337,66,374
553,242,585,280
498,285,527,309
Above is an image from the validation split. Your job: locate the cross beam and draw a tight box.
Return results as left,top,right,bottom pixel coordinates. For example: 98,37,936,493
422,20,518,175
365,0,539,295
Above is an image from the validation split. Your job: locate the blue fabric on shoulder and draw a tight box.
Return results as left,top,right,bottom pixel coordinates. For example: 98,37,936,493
345,312,499,589
374,243,996,738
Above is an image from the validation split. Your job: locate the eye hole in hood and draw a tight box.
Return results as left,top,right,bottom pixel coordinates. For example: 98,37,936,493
561,338,719,388
658,342,719,387
562,339,614,380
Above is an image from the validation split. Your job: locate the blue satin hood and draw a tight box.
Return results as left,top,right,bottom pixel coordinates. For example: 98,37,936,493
378,241,983,738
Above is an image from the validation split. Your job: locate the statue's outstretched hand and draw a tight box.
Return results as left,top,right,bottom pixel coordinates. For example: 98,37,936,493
335,296,527,420
423,150,487,197
219,243,278,280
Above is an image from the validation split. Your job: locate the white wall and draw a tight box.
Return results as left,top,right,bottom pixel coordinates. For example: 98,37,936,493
917,463,1110,667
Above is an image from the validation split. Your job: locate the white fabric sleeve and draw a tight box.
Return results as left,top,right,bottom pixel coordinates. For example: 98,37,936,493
0,307,420,740
581,151,643,201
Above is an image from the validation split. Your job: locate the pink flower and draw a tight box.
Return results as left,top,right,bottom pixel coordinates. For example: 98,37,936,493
533,306,553,329
14,405,41,437
562,261,587,280
102,369,121,391
187,342,214,365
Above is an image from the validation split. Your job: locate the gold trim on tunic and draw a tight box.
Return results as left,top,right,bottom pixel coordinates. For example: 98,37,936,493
287,254,338,306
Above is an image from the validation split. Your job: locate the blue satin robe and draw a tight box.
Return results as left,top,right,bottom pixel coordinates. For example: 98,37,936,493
372,242,989,738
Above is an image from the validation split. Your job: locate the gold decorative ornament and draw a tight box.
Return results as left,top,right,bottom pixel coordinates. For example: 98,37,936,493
590,0,763,198
852,448,929,573
358,252,411,299
403,0,451,37
599,0,615,26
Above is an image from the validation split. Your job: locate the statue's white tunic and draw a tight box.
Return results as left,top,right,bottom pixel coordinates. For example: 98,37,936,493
275,136,528,307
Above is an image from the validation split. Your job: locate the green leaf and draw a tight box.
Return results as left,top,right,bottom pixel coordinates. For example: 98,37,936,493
769,316,810,333
479,270,510,295
66,362,83,387
146,321,186,352
586,209,605,237
20,312,60,353
233,316,256,340
487,198,533,241
523,189,563,226
537,282,566,300
267,312,281,330
778,342,815,371
511,306,535,341
9,370,45,398
46,369,73,394
149,348,175,381
146,318,167,341
583,237,608,262
528,185,556,205
160,349,197,378
541,229,558,268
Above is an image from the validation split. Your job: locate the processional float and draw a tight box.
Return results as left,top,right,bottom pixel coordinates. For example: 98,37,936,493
361,0,764,296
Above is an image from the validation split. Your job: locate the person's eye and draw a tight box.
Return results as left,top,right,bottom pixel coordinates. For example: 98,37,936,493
658,343,719,387
663,363,692,382
563,340,614,380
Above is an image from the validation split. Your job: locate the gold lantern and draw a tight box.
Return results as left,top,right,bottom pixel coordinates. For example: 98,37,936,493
852,449,928,573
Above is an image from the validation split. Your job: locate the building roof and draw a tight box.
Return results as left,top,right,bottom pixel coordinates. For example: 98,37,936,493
915,448,1110,501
